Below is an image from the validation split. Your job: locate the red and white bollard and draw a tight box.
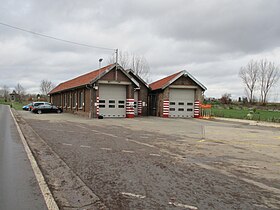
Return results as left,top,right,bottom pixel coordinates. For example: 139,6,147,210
163,100,169,118
126,98,134,118
194,100,200,118
96,96,100,117
138,100,142,116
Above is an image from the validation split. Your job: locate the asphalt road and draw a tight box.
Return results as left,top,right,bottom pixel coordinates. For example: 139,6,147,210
18,111,280,209
0,105,47,210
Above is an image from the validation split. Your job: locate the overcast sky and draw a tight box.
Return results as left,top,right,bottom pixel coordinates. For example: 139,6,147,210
0,0,280,100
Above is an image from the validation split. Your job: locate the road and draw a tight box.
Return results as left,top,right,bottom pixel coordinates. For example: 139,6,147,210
0,105,47,210
17,111,280,209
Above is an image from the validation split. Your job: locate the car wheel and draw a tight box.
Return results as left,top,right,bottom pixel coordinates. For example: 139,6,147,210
37,110,42,114
57,109,61,113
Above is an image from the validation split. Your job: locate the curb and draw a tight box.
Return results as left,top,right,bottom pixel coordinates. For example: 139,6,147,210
10,107,60,210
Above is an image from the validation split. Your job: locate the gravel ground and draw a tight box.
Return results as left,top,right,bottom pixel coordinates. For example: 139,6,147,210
18,111,280,209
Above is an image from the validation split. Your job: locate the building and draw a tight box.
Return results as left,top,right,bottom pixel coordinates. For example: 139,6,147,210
126,69,150,116
49,63,147,118
149,70,206,118
10,90,20,102
49,65,206,119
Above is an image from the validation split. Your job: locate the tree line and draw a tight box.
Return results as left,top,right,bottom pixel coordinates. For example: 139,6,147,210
0,80,54,102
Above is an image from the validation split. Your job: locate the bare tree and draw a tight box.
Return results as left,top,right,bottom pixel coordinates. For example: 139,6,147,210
239,60,259,103
131,54,150,83
220,93,232,104
107,51,151,83
258,59,280,105
2,85,10,102
15,83,25,102
40,80,55,96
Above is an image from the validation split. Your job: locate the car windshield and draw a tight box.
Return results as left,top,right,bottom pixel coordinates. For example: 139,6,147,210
39,104,52,108
33,102,50,107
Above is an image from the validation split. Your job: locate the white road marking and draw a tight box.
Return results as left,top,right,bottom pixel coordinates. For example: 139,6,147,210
62,143,72,146
101,133,118,138
176,139,189,142
149,153,161,157
101,147,112,151
122,150,135,153
75,124,87,129
168,202,198,209
91,129,100,133
10,108,59,210
80,145,91,148
126,139,156,148
198,139,206,142
140,136,149,139
121,192,146,199
239,164,260,169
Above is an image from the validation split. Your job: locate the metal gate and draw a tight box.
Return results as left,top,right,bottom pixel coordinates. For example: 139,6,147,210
169,89,195,117
99,85,126,117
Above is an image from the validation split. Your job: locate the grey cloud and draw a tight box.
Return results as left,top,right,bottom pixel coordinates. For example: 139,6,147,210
0,0,279,99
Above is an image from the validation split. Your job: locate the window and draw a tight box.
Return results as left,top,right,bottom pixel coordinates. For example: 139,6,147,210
72,92,77,108
118,105,125,108
99,100,105,103
64,94,67,107
169,108,175,111
187,108,193,111
109,100,115,103
99,104,105,108
118,100,125,104
178,108,184,111
178,102,184,105
187,103,193,106
67,93,70,107
78,91,84,108
109,105,115,108
170,102,175,105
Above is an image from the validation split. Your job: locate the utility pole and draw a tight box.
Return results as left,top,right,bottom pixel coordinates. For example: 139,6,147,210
115,49,118,80
115,48,118,64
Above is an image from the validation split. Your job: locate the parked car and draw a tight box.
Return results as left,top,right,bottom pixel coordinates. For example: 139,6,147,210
29,102,51,111
32,104,63,114
22,103,32,111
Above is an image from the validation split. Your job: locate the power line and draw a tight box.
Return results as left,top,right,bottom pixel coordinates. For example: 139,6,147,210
0,21,115,51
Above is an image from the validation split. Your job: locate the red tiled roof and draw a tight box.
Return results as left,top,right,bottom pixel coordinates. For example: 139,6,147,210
49,64,114,94
149,71,183,91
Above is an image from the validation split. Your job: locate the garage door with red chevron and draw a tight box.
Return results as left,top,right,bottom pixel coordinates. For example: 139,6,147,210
99,84,126,118
169,88,195,118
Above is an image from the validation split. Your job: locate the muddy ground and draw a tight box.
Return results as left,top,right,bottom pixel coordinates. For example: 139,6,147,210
17,111,280,209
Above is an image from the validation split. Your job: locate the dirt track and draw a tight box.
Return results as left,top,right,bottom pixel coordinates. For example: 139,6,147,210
17,111,280,209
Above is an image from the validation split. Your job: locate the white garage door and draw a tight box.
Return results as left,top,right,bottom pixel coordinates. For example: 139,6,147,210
99,85,126,117
169,89,195,117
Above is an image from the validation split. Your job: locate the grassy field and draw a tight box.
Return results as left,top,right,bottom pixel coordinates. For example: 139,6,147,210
211,107,280,122
0,99,25,110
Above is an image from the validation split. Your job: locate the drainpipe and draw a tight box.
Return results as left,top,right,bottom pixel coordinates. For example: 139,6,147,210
86,84,93,118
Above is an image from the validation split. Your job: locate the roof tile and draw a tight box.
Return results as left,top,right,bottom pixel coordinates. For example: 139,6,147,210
49,64,114,94
149,71,182,91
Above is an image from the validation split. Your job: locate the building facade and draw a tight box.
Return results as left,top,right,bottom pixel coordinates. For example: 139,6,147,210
49,65,206,118
49,64,148,118
149,70,207,118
